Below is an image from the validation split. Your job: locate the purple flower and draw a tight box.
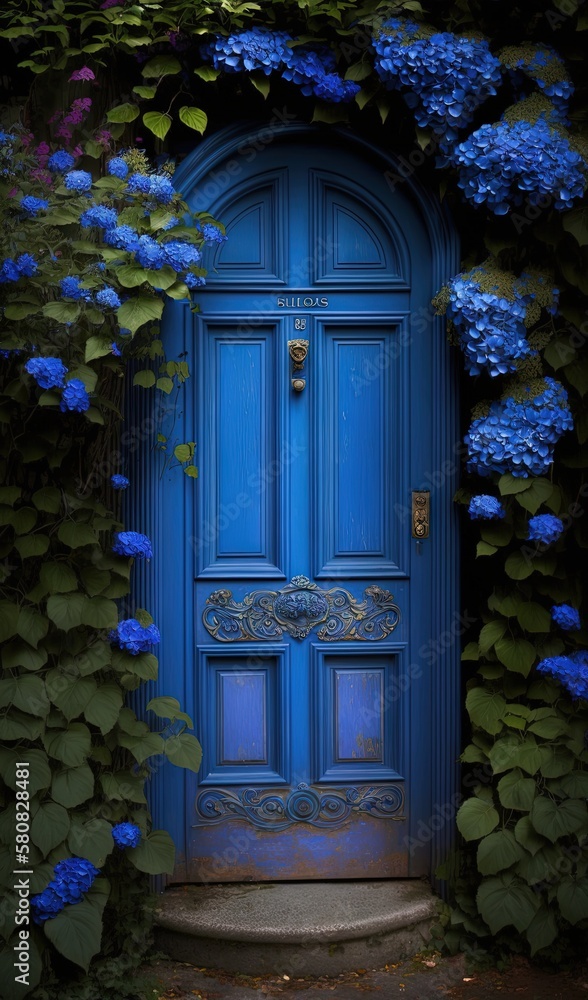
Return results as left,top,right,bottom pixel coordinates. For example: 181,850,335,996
107,157,129,179
468,495,505,520
25,356,67,389
69,66,96,81
109,618,160,654
112,822,142,848
112,531,153,559
551,604,581,631
111,474,129,489
47,149,75,172
527,513,565,545
60,378,90,412
64,170,93,192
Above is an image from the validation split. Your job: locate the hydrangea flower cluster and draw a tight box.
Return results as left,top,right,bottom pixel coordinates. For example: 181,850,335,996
537,651,588,700
111,474,129,490
112,531,153,559
30,857,100,924
468,495,505,520
551,604,581,631
527,513,565,545
0,253,38,282
47,149,75,172
437,264,559,376
203,27,359,103
448,112,586,214
25,356,67,389
110,617,161,654
500,44,574,119
373,19,502,139
20,195,49,216
112,822,142,848
465,377,573,477
64,169,93,192
60,378,90,412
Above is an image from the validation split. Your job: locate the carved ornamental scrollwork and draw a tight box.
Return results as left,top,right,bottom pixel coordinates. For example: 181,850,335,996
202,575,400,642
194,782,405,831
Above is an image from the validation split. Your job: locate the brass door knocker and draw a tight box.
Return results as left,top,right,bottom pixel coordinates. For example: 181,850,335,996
288,339,309,392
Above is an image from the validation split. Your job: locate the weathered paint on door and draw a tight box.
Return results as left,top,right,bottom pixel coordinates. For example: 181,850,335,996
135,124,460,884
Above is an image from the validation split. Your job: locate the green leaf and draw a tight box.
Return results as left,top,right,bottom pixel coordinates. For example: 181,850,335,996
40,562,78,594
476,541,497,557
42,301,81,324
16,607,48,648
57,523,98,549
517,603,551,633
156,376,174,393
530,796,587,842
498,474,531,495
0,602,22,643
494,636,536,676
142,111,172,140
81,596,118,629
4,302,41,320
11,507,37,534
528,716,568,739
539,745,575,778
0,709,43,740
312,102,349,124
84,683,123,734
32,486,61,513
526,905,558,956
478,619,507,654
511,739,543,776
68,818,114,867
133,369,156,388
85,336,114,362
14,532,51,559
456,796,499,841
0,674,49,716
146,696,193,725
44,895,104,971
106,102,139,122
179,105,208,132
117,731,164,762
164,733,202,772
514,815,546,856
505,551,534,580
194,65,220,81
47,593,87,631
515,478,554,514
345,59,373,82
31,801,70,855
562,207,588,245
1,640,47,671
126,829,175,875
249,74,270,97
52,765,95,808
184,465,198,478
117,295,164,334
552,770,588,797
466,688,506,735
0,747,51,795
497,768,536,811
44,723,92,766
461,641,479,661
557,877,588,925
479,523,513,547
142,54,181,78
116,264,151,287
477,830,524,875
477,874,539,934
133,84,158,98
100,771,147,804
46,671,97,720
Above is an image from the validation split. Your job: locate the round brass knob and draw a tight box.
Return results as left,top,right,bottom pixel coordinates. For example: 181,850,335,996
292,378,306,392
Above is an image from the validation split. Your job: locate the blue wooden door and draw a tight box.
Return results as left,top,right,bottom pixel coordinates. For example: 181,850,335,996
166,131,455,882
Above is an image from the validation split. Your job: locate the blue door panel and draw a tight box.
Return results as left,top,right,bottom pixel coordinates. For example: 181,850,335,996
144,127,459,882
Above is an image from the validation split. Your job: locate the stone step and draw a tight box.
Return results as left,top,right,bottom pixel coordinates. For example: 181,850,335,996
154,880,437,976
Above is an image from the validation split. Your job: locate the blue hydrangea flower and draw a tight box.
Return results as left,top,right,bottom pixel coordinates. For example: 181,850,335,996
112,822,142,848
111,342,122,357
551,604,581,631
468,495,505,520
21,195,49,216
162,240,202,271
80,205,118,229
107,157,129,179
127,173,152,195
47,149,75,172
373,19,502,139
163,215,180,230
184,273,206,289
503,44,574,119
112,531,153,559
95,286,121,309
281,45,359,102
15,253,38,277
135,234,164,270
109,618,161,654
447,116,587,214
527,513,565,545
201,223,227,244
465,378,573,477
25,356,67,389
52,857,100,904
0,259,20,282
149,174,176,204
30,887,64,924
60,276,92,301
64,170,93,192
537,650,588,699
111,474,129,489
60,378,90,413
204,27,292,75
104,225,140,252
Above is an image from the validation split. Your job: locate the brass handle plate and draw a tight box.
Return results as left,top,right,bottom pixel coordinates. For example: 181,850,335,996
412,490,430,539
288,338,309,392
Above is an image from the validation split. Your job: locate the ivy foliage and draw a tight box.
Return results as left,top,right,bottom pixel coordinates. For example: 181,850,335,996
1,0,588,986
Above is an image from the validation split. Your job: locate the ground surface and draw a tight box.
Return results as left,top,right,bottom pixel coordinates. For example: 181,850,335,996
140,953,588,1000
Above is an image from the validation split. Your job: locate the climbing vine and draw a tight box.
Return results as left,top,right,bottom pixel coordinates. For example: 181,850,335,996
1,0,588,992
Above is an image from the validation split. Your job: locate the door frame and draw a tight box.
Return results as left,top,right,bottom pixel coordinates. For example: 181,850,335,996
128,120,461,884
